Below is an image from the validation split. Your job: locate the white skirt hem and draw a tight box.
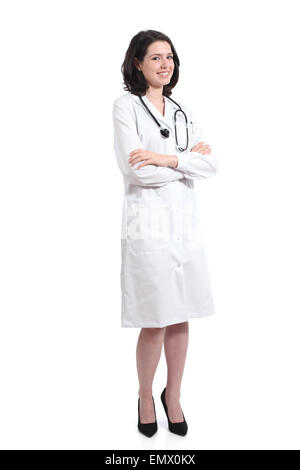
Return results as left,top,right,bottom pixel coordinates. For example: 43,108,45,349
121,310,216,328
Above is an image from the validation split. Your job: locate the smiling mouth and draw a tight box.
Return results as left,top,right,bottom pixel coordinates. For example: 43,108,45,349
157,72,170,76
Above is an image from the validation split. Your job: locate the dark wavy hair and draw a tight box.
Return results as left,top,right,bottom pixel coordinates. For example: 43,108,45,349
121,30,180,98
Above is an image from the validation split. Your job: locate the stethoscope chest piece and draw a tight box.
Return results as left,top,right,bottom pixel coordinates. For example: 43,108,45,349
160,128,170,138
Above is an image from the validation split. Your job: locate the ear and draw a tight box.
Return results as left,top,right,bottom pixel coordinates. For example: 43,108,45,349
133,57,141,71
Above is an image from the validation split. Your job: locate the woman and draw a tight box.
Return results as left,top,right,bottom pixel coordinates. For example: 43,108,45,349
112,30,218,437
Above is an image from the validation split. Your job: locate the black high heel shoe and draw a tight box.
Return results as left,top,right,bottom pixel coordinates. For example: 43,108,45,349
161,387,188,436
138,396,158,437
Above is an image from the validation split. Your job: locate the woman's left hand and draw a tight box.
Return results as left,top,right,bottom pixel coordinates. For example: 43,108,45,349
128,150,176,169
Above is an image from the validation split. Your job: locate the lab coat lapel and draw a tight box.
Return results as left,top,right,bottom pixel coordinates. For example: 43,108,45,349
129,93,175,128
143,95,173,127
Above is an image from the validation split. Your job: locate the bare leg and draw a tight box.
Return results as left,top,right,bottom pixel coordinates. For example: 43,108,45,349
163,321,189,422
136,327,166,423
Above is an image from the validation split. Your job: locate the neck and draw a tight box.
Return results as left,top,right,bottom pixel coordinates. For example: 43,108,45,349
145,86,164,102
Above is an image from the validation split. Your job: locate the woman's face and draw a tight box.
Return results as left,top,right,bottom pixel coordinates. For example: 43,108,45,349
134,41,174,90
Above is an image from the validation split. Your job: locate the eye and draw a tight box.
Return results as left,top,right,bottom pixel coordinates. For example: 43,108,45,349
152,56,174,60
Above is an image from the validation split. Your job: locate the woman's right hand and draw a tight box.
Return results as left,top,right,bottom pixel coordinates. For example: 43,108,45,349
191,141,212,155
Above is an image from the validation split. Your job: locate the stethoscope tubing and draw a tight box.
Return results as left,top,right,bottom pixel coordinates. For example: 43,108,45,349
138,94,189,152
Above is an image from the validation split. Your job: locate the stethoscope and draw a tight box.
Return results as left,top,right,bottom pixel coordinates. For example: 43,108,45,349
138,95,189,152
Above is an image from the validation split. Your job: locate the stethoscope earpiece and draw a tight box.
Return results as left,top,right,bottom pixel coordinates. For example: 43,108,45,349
138,95,189,152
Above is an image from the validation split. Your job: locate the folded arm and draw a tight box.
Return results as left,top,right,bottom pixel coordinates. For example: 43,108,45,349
112,99,185,188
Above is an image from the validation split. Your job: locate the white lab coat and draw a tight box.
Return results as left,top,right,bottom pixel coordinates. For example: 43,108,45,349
112,91,218,328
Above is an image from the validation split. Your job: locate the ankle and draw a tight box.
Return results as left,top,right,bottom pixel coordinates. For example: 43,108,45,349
138,389,153,400
165,388,181,402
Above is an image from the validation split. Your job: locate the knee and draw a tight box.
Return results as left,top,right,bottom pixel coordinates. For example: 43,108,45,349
142,326,166,342
165,321,189,332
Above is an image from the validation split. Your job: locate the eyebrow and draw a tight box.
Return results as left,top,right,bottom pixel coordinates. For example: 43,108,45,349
150,53,173,56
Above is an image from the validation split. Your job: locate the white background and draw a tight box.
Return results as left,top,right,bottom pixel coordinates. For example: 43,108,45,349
1,0,300,450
